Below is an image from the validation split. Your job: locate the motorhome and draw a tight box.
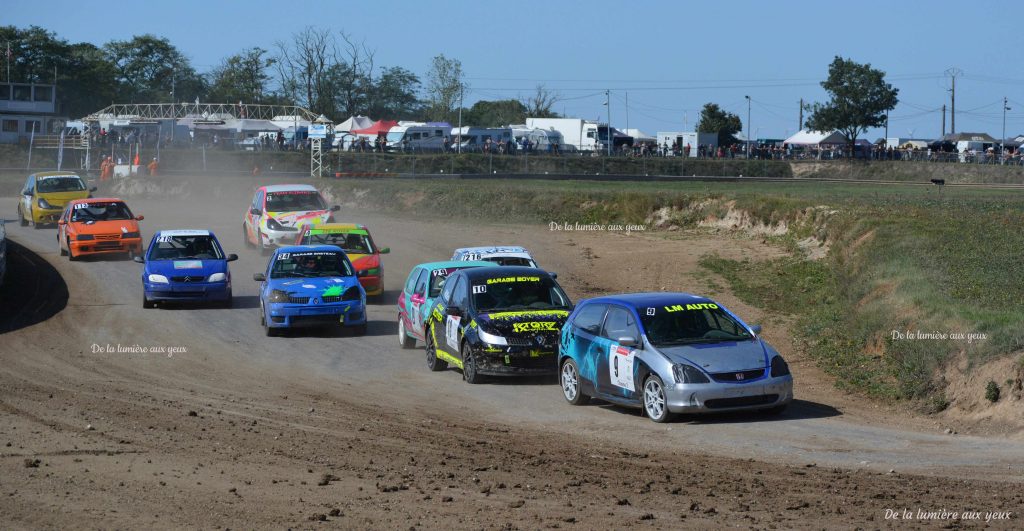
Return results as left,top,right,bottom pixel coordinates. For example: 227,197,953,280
385,122,451,152
450,127,513,152
526,118,601,152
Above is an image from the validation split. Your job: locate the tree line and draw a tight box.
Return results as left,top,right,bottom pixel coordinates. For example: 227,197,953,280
0,25,559,125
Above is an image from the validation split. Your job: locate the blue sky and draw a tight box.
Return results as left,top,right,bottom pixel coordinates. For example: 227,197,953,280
5,0,1021,141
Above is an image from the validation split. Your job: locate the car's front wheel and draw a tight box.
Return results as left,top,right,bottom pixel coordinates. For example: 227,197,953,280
261,302,276,337
398,314,415,349
59,234,67,256
142,294,155,309
560,358,589,405
67,238,79,261
243,224,254,249
643,374,674,423
18,206,28,227
461,342,482,384
425,331,447,372
257,230,270,256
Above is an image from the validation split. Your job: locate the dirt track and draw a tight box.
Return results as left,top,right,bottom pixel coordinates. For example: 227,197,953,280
1,174,1022,529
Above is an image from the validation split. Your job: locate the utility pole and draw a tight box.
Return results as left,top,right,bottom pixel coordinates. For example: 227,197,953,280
605,90,611,157
1002,97,1010,159
945,68,962,135
884,111,889,145
625,91,629,135
941,104,946,137
457,83,463,154
745,95,751,158
798,98,803,132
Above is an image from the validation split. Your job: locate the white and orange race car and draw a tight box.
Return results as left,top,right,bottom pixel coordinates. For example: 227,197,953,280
242,184,339,254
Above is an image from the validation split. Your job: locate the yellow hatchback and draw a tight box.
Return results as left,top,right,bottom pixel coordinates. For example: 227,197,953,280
18,172,95,227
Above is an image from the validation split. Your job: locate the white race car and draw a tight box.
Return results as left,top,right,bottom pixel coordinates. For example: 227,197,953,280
451,245,538,268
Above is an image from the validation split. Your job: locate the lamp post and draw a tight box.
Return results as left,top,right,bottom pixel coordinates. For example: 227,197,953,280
745,95,751,158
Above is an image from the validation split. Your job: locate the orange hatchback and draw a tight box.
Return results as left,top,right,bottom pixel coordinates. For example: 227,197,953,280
58,198,144,260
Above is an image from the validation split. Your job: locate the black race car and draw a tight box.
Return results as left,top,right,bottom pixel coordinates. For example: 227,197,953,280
423,266,573,383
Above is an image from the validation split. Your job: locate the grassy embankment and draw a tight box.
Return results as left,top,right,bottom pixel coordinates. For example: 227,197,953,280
324,178,1024,408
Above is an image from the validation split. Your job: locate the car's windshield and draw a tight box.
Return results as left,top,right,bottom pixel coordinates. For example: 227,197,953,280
482,256,534,267
304,231,374,254
270,250,353,278
639,303,753,346
265,191,326,212
71,202,133,222
37,176,85,193
148,235,224,260
471,274,571,312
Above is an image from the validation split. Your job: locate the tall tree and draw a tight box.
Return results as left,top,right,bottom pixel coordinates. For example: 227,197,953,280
464,99,527,127
104,34,204,103
424,54,465,124
696,103,743,146
366,66,421,120
207,47,274,103
521,84,559,118
804,56,899,155
274,27,336,116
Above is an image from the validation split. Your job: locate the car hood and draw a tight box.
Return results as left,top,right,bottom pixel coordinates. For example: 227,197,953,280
657,339,768,373
39,190,90,207
266,210,330,229
146,259,226,277
267,275,360,297
476,309,570,336
70,219,139,235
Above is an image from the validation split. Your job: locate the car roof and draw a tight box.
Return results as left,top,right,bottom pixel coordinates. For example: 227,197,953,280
306,223,367,232
68,197,124,205
581,292,716,309
156,229,212,237
413,260,493,271
32,172,82,179
275,244,343,254
453,246,531,256
457,265,552,280
260,184,318,193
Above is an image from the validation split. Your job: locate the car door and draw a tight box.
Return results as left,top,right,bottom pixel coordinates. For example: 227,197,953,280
246,190,264,241
21,175,35,219
564,303,608,390
410,268,430,335
444,276,468,354
598,305,643,398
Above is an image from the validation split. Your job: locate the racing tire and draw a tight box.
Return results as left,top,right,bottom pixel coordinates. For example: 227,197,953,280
221,291,234,309
59,235,67,256
461,342,483,384
643,374,675,423
425,332,447,372
243,224,255,249
560,358,589,405
143,295,155,309
67,239,79,261
18,207,28,227
257,230,270,256
398,314,416,349
261,302,277,336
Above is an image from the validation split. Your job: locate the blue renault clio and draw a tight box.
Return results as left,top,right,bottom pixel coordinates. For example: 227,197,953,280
254,245,366,336
135,229,237,308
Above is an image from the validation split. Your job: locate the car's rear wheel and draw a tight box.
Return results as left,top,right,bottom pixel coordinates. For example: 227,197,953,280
461,342,482,384
643,374,674,423
425,331,447,371
398,314,415,349
560,358,589,405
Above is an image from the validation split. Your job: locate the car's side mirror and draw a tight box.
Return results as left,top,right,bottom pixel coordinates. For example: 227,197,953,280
57,220,66,226
250,207,261,216
379,247,390,254
446,306,462,316
330,205,340,212
617,336,639,348
411,293,425,304
253,273,266,282
132,255,145,263
226,254,238,262
135,215,144,221
550,272,557,279
89,186,97,192
750,324,762,335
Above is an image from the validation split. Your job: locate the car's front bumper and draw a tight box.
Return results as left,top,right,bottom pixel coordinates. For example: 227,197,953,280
260,227,300,247
144,281,230,302
70,237,142,256
265,300,366,328
666,375,793,413
32,207,63,224
470,343,558,376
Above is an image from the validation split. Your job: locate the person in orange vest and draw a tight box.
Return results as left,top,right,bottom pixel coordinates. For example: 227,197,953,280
99,156,112,181
252,164,261,176
147,157,159,177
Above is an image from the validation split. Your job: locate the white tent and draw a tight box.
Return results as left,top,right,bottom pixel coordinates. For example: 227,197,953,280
336,115,374,132
783,129,847,146
622,128,656,142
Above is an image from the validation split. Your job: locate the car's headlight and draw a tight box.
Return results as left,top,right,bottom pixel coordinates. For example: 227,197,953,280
267,289,290,303
37,197,54,209
76,234,95,241
207,272,227,282
148,274,169,284
478,329,507,346
121,231,140,239
770,355,790,377
342,286,361,301
672,363,710,384
265,218,296,232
